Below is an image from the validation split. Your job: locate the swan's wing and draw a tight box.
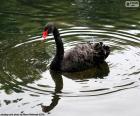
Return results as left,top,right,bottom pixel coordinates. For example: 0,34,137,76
61,43,110,72
64,44,95,63
64,43,109,62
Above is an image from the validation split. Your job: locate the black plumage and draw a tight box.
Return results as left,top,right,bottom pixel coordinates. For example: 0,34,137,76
43,23,110,72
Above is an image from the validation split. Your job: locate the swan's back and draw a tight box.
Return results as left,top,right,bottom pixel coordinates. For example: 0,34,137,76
61,42,110,72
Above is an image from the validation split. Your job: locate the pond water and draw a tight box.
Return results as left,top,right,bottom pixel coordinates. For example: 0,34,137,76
0,0,140,116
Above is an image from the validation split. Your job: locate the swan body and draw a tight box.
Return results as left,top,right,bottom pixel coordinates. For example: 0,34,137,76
43,23,110,72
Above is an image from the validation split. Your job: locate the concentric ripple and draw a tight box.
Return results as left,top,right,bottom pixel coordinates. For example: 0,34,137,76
0,27,140,113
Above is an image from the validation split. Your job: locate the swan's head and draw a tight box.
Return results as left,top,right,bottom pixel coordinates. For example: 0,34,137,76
42,23,55,39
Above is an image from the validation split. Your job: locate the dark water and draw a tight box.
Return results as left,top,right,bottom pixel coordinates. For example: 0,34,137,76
0,0,140,115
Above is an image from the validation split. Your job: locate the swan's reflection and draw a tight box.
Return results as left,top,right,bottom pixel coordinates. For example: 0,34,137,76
63,61,109,79
41,61,109,113
41,70,63,113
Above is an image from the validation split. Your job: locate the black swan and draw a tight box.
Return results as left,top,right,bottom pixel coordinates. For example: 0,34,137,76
42,23,110,72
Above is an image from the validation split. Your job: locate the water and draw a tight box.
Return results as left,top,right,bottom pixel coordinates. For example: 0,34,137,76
0,0,140,115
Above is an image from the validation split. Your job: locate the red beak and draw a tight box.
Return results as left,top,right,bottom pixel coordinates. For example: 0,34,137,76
42,30,48,41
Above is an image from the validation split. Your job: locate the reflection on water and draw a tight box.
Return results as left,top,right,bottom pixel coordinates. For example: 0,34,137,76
0,0,140,115
41,62,109,113
41,70,63,113
63,61,109,79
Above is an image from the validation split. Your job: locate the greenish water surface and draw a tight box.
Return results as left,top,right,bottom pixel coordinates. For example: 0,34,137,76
0,0,140,115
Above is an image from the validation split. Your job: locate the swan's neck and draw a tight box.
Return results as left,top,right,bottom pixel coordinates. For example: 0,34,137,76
50,27,64,71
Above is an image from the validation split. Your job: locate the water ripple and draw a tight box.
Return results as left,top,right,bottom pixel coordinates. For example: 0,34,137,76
1,26,140,113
